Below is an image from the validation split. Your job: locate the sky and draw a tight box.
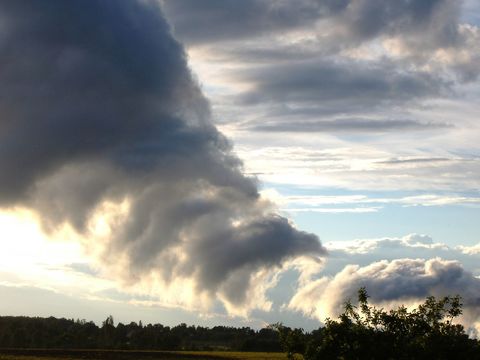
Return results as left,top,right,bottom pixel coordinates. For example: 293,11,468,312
0,0,479,333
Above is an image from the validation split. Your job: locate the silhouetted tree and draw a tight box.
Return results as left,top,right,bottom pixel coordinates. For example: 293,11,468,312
296,288,480,360
272,323,306,359
101,315,115,348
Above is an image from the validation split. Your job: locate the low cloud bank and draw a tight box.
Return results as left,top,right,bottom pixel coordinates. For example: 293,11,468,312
290,257,480,333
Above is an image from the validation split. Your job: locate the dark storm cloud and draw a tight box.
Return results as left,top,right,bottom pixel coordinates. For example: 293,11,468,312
239,61,448,106
187,216,321,305
232,60,450,129
162,0,475,135
249,118,451,133
162,0,478,136
0,0,324,311
0,0,201,203
161,0,334,44
162,0,460,48
337,0,460,48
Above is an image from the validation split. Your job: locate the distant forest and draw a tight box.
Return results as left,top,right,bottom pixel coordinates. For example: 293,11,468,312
0,315,281,352
2,289,480,359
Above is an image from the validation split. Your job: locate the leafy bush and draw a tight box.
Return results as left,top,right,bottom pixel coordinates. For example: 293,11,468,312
278,288,480,360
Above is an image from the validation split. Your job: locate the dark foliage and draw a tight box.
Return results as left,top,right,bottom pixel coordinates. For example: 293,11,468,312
276,288,480,360
3,290,479,358
0,316,280,352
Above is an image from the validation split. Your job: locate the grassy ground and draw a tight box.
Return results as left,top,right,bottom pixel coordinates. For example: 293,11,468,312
179,352,287,359
0,350,288,360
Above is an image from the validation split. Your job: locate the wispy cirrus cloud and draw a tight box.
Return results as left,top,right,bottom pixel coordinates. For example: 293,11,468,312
238,144,480,191
274,192,480,209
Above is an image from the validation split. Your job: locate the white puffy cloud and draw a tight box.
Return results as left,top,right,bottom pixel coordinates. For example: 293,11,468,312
289,257,480,332
458,243,480,255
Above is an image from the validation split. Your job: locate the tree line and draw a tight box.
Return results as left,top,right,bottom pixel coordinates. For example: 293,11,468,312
1,289,479,359
276,288,480,360
0,315,281,352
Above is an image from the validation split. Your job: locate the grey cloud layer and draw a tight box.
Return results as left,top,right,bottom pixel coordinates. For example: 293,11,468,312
162,0,459,47
250,118,450,133
158,0,480,324
238,60,448,105
164,0,467,63
234,59,452,133
161,0,331,44
0,0,324,312
163,0,478,135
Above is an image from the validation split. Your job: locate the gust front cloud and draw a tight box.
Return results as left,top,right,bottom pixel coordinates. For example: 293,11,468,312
0,0,324,314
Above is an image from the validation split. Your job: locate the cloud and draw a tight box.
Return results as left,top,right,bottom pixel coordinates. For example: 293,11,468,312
164,0,479,139
335,0,461,49
284,207,381,214
162,0,461,50
249,118,451,133
161,0,340,45
161,1,480,196
163,0,478,80
264,190,480,215
238,60,448,107
236,144,480,191
289,257,480,331
376,157,452,165
228,59,452,133
66,263,98,277
458,243,480,256
322,234,480,277
328,234,448,256
0,0,324,314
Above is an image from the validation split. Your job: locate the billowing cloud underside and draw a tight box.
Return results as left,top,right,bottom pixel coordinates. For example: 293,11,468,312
0,0,324,313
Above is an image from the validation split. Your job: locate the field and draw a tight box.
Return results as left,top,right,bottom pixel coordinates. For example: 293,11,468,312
0,349,288,360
